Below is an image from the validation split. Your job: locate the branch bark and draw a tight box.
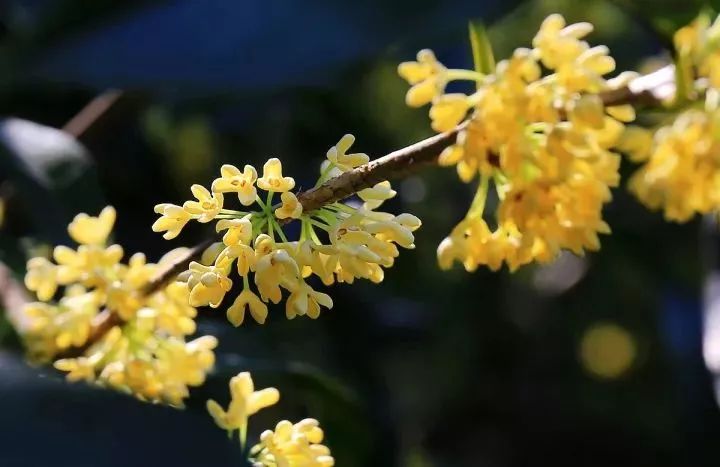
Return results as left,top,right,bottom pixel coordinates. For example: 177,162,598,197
6,64,676,359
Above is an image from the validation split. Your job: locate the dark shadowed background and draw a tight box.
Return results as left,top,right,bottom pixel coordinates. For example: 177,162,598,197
1,0,720,466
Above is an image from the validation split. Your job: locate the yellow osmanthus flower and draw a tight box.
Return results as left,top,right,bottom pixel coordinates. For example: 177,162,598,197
398,49,449,107
16,207,216,406
400,14,629,271
216,216,253,247
227,288,268,326
275,192,303,220
674,13,720,92
68,206,116,245
326,133,369,170
250,419,335,467
257,158,295,192
152,203,192,240
206,371,280,443
184,185,224,223
205,373,333,466
25,257,58,301
212,164,259,206
629,106,720,222
628,13,720,222
154,135,421,327
184,262,234,308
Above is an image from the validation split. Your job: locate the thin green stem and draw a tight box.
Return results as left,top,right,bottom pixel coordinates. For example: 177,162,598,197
219,208,247,215
272,218,289,243
308,218,331,231
309,225,322,244
265,191,274,213
467,174,489,219
447,69,485,82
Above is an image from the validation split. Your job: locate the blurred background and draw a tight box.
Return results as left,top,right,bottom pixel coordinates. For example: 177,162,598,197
1,0,720,466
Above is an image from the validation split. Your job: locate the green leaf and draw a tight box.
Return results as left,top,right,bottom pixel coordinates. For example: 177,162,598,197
468,21,496,77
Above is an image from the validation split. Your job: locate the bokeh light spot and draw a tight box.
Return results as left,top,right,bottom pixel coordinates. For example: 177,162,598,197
579,322,637,380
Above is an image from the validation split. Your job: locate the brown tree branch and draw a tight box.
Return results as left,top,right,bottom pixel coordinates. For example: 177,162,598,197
7,64,677,359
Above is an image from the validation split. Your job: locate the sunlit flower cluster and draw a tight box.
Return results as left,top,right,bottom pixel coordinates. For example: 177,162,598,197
629,104,720,222
629,13,720,222
207,371,334,467
154,135,421,325
20,207,216,406
251,418,334,467
400,14,631,271
674,12,720,92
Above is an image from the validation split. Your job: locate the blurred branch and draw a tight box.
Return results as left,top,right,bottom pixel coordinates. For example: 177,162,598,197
62,89,124,138
15,64,677,359
0,262,30,331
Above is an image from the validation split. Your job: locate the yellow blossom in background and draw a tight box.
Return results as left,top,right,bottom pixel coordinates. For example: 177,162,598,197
206,371,280,443
674,13,720,92
153,135,421,327
400,14,628,271
629,106,720,222
16,207,216,406
398,49,449,107
250,418,334,467
68,206,116,245
628,13,720,222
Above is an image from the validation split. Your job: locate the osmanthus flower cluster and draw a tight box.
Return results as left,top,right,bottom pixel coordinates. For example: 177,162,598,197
207,371,334,466
399,14,633,271
153,135,421,326
19,207,216,406
628,12,720,222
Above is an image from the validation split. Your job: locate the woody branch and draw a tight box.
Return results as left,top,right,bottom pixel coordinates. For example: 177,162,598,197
9,64,676,357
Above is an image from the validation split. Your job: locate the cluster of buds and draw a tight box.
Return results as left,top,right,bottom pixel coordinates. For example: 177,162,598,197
20,207,216,406
207,371,334,467
250,419,334,467
153,135,421,326
400,14,632,271
628,12,720,222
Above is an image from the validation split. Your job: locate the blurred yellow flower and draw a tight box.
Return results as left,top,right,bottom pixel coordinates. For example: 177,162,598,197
251,418,334,467
206,372,280,442
68,206,115,245
227,288,268,326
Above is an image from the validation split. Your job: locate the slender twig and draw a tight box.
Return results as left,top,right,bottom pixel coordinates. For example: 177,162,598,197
141,238,214,296
54,239,215,359
62,89,123,137
7,64,677,358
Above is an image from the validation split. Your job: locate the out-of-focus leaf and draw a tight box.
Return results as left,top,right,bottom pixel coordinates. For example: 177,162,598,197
468,20,495,76
0,118,105,242
609,0,707,43
214,354,358,407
